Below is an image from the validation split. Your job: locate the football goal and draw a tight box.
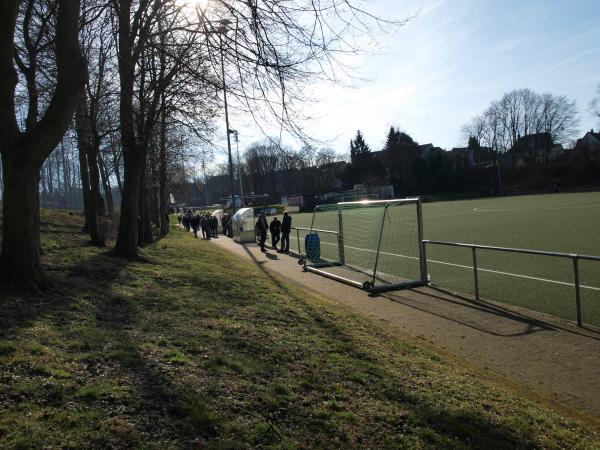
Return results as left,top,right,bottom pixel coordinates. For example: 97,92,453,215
300,198,428,292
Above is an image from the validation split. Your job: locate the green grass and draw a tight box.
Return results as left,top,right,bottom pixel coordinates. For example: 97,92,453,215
286,191,600,326
0,210,599,448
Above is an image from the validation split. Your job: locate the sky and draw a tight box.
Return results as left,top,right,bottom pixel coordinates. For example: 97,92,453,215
213,0,600,164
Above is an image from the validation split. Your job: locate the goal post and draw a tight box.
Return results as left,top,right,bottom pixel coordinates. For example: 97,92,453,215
302,198,428,292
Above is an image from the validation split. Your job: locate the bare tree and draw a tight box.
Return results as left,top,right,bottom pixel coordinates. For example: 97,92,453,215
109,0,400,257
0,0,85,285
538,93,579,144
463,88,579,151
113,0,220,254
76,4,117,245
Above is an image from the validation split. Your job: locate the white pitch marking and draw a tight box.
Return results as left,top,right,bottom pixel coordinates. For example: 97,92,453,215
313,240,600,292
473,199,600,213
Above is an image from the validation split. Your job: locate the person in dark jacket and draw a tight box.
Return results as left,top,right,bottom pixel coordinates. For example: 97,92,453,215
200,214,210,240
280,211,292,253
221,214,229,235
211,216,218,237
269,216,281,249
190,213,200,238
256,211,268,252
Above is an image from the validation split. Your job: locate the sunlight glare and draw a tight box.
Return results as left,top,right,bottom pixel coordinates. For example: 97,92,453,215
175,0,210,12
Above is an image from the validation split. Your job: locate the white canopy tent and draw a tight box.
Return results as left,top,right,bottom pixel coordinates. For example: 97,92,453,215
231,207,256,243
211,209,225,233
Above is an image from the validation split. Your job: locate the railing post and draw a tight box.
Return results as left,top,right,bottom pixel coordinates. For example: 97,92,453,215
417,198,428,284
337,207,345,265
472,246,480,300
296,228,301,255
573,255,582,327
422,241,429,284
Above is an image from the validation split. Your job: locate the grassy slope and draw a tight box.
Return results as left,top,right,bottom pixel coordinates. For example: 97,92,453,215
0,210,598,449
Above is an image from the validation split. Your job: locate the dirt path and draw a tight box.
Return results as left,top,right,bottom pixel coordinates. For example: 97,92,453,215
209,236,600,422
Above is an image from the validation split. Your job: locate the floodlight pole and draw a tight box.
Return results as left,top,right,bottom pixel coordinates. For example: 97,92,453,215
233,130,244,205
201,158,208,206
218,26,236,209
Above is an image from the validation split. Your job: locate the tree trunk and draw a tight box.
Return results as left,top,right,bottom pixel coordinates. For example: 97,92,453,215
1,155,44,285
115,152,143,257
47,158,54,197
87,144,104,245
113,151,123,194
77,131,92,232
97,153,114,214
150,186,159,227
137,168,153,247
158,103,169,235
0,0,84,286
144,189,154,244
40,161,48,205
75,94,103,245
61,141,70,208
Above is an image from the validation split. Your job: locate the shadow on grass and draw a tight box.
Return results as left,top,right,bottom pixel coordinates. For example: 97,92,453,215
235,242,542,448
0,249,137,336
59,249,220,445
1,235,219,444
0,285,78,339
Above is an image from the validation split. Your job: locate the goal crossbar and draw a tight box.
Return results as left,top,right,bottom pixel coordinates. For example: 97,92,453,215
337,197,421,207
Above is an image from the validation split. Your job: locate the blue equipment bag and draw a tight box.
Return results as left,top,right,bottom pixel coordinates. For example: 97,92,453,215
305,233,321,261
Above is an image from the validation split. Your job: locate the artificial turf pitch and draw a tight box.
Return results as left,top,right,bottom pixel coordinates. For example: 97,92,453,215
284,191,600,327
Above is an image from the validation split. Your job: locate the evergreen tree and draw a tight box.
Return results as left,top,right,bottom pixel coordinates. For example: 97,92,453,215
351,130,370,162
349,130,371,183
384,126,399,152
467,135,481,149
397,131,417,148
383,128,420,193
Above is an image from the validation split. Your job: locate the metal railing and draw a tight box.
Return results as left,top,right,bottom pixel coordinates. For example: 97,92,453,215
263,226,311,255
422,239,600,327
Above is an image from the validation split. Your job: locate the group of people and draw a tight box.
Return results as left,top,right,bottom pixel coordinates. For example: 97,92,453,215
178,208,292,255
178,211,220,239
256,210,292,254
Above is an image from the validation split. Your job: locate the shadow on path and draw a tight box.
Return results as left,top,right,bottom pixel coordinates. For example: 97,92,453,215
387,285,600,342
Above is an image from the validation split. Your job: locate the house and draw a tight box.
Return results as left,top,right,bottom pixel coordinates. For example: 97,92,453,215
547,144,565,161
419,143,435,159
507,132,553,166
450,146,495,167
221,194,271,208
370,143,437,162
284,193,318,212
573,130,600,161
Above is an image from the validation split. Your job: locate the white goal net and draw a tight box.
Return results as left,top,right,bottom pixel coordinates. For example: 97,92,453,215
302,198,427,292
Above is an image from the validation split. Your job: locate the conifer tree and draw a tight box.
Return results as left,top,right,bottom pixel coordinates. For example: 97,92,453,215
350,130,370,164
